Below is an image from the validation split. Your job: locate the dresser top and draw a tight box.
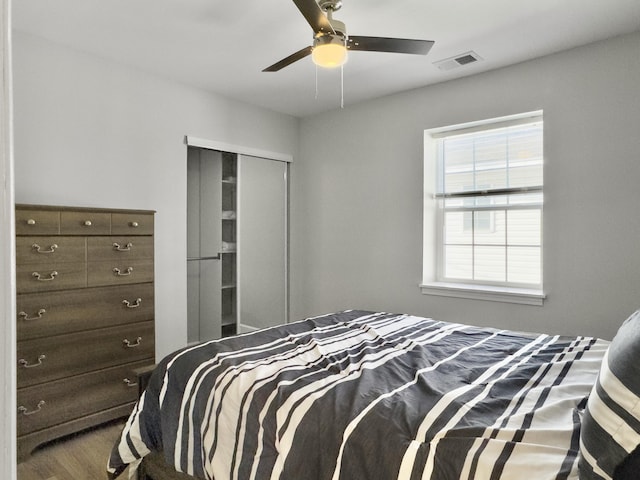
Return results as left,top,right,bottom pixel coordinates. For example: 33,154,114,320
16,204,156,215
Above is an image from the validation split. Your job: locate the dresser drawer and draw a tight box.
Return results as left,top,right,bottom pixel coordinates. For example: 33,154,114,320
16,262,87,293
60,210,111,235
87,236,154,262
87,259,154,287
112,212,154,235
15,209,60,235
17,284,155,341
17,320,154,388
17,359,151,436
16,236,86,265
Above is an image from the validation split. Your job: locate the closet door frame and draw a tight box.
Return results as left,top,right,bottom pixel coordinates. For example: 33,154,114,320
185,136,291,332
185,136,292,164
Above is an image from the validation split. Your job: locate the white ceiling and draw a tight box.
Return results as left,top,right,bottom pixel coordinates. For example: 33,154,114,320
12,0,640,118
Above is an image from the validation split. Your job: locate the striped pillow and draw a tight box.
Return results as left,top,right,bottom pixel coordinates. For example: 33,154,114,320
579,310,640,480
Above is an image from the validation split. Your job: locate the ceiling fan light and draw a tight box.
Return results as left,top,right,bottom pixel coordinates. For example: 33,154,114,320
312,36,348,68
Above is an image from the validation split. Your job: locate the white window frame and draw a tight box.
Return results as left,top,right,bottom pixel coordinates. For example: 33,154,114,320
421,111,546,306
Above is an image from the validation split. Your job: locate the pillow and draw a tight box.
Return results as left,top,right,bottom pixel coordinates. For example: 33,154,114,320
579,309,640,480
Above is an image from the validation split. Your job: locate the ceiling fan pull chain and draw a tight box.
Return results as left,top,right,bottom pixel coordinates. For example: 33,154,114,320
341,64,344,109
315,64,319,100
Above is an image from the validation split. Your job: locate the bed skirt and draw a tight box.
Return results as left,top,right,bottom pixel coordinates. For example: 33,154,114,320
139,452,196,480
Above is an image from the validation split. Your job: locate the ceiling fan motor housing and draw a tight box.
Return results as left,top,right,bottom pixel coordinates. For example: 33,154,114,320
314,31,347,50
315,16,347,39
318,0,342,12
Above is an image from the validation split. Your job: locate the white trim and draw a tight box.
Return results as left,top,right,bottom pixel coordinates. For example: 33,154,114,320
185,136,293,163
284,163,289,323
427,110,543,139
420,282,545,306
1,0,16,477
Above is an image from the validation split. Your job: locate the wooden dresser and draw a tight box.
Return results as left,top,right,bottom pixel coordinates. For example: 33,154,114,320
15,204,156,461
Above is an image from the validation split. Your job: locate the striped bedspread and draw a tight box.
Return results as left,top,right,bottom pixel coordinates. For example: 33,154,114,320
108,310,608,480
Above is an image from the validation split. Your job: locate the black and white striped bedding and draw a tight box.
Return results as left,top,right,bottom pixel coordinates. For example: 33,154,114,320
107,310,609,480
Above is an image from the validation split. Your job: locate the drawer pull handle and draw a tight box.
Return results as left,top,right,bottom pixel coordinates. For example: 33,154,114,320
113,242,133,252
113,267,133,276
123,336,142,348
83,220,92,226
18,309,46,321
26,219,36,225
122,298,142,308
123,378,138,387
18,401,46,416
32,271,58,282
130,221,139,228
32,243,58,254
19,354,46,368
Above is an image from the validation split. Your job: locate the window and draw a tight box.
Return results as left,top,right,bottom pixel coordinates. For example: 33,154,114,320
422,112,545,304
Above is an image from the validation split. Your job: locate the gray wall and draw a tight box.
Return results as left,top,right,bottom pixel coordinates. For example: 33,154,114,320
290,31,640,341
12,31,299,358
13,29,640,356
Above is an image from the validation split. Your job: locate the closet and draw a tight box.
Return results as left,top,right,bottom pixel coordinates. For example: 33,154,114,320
187,145,288,343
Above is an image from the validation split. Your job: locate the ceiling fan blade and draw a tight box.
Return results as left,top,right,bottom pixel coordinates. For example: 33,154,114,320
292,0,333,33
263,46,314,72
347,36,434,55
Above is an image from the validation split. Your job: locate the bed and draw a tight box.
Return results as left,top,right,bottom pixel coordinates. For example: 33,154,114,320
107,309,640,480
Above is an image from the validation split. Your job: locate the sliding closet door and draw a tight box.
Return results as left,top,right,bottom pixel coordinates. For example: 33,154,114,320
238,155,288,330
187,148,222,342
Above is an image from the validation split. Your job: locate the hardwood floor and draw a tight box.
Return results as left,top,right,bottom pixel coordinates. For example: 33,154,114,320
17,420,132,480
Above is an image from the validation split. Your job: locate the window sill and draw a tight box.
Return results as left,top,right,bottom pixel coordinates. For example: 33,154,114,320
419,282,546,306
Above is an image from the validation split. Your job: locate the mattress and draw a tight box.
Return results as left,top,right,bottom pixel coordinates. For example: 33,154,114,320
107,310,609,480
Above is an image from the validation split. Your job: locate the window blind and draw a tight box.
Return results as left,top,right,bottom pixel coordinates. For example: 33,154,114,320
436,119,544,287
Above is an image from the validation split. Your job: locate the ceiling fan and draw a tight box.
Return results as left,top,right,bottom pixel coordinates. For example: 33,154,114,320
263,0,434,72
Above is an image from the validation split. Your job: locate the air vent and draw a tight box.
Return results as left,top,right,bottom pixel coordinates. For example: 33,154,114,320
433,51,483,71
